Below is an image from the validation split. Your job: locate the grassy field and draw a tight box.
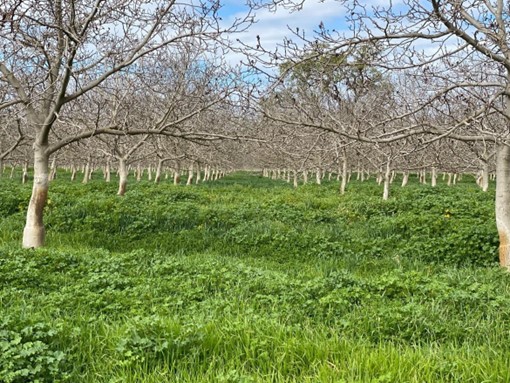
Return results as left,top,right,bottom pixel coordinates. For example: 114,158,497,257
0,171,509,382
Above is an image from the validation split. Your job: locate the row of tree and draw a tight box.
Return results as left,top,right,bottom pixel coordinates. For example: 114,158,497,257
2,0,509,267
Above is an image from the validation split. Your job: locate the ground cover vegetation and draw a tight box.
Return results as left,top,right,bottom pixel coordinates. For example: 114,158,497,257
0,171,508,382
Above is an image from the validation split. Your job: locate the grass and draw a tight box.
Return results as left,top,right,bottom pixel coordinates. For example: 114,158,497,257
0,170,508,382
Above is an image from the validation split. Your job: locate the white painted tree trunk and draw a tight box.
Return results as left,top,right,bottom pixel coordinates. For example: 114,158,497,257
155,160,163,184
117,158,128,196
49,156,57,181
340,157,347,195
136,165,142,182
481,161,490,192
401,171,409,187
316,168,321,185
22,148,49,248
196,164,202,184
186,165,194,186
496,144,510,268
431,167,437,187
70,165,76,181
382,160,391,201
303,170,308,184
82,156,90,184
173,166,181,185
22,161,28,184
105,160,111,183
447,173,452,186
293,170,298,188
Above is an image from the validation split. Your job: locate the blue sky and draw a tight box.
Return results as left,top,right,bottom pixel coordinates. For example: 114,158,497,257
218,0,349,64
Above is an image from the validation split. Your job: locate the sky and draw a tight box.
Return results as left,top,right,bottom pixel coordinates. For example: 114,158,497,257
218,0,348,65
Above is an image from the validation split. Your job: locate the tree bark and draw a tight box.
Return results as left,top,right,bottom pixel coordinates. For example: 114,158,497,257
22,148,49,248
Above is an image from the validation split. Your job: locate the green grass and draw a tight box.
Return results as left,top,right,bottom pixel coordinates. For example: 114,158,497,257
0,171,508,382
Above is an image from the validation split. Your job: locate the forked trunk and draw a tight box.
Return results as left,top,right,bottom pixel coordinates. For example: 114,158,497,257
496,144,510,268
22,149,49,248
117,158,128,196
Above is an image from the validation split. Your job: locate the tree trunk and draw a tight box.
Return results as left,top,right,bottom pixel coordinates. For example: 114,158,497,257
293,170,298,188
117,158,128,196
186,165,194,186
382,159,391,201
496,144,510,268
22,161,29,184
303,170,308,184
174,166,181,185
82,156,91,184
105,160,111,183
22,148,49,248
155,160,163,184
340,157,347,195
196,163,202,184
316,168,321,185
431,167,437,187
401,171,409,187
481,160,490,192
49,156,57,181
